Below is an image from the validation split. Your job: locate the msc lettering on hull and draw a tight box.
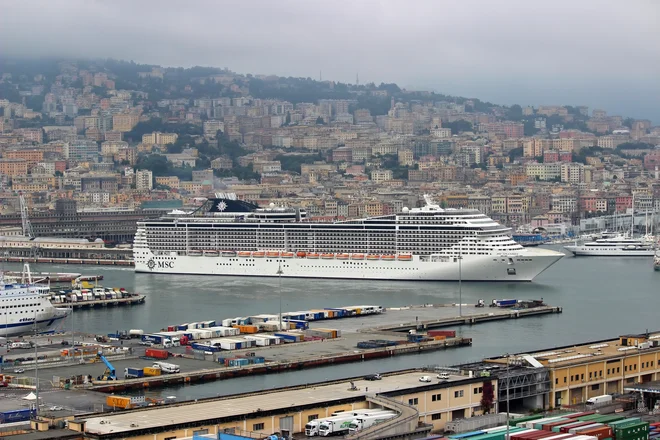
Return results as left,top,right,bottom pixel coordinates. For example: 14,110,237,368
146,259,174,270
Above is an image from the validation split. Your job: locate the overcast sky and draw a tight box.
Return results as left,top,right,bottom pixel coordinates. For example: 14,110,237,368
1,0,659,122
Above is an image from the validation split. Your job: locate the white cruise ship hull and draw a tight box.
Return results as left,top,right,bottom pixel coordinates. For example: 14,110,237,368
135,247,563,282
0,311,68,337
564,246,655,257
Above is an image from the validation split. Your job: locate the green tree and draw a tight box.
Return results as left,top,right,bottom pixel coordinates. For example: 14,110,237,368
315,116,325,125
506,104,523,121
444,120,473,134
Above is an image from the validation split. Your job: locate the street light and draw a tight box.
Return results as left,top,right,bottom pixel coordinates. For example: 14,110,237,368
458,250,463,317
277,263,284,331
505,354,510,440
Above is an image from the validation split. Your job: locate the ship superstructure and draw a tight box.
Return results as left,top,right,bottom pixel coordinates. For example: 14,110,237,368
134,194,563,281
0,264,69,337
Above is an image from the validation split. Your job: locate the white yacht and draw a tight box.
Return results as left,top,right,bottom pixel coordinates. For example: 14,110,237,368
564,233,656,257
133,194,564,281
0,264,69,337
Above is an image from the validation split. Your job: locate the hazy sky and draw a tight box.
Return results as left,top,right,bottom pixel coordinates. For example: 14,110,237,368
1,0,659,122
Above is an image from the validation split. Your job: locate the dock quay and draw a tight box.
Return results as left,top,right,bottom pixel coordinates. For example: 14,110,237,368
86,336,472,392
58,295,146,309
366,304,563,333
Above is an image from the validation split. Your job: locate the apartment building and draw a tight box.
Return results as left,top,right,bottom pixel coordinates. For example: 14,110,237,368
4,149,45,167
135,169,153,190
142,131,178,146
112,113,140,132
371,169,393,183
0,158,28,176
525,163,561,181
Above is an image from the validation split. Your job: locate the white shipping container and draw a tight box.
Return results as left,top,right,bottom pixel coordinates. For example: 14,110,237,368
221,318,233,327
262,335,282,344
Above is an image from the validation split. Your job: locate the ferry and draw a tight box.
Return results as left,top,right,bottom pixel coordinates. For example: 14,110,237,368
0,264,69,337
133,194,564,281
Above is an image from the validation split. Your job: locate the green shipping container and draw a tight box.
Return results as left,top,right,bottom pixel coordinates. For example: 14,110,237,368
592,415,624,424
615,422,649,439
578,414,606,422
608,418,641,427
509,414,545,427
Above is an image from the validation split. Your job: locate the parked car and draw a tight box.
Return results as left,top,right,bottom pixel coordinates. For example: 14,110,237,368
61,340,69,346
0,381,8,387
419,376,432,383
365,374,382,381
139,341,154,346
14,368,25,374
436,372,449,380
49,406,63,411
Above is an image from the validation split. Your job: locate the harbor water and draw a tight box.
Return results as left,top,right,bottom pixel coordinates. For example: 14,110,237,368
7,246,658,400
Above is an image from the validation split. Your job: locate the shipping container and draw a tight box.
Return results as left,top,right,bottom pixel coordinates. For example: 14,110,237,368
565,412,596,419
145,348,169,359
579,426,612,440
552,421,588,433
511,415,545,427
448,431,486,439
124,367,144,379
428,330,457,338
542,420,571,431
538,434,574,440
143,367,161,376
569,423,603,434
526,418,564,429
561,422,598,433
0,409,36,424
536,419,568,430
106,395,132,409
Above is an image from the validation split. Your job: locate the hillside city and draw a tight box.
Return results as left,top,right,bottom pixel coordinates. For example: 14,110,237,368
1,58,659,236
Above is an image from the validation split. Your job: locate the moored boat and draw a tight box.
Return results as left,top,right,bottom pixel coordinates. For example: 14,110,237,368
351,254,365,260
336,253,350,260
222,251,237,257
238,251,251,257
366,255,380,260
281,252,294,258
266,251,280,258
204,250,220,257
381,255,395,261
321,253,334,259
397,254,413,261
252,251,266,258
307,253,320,259
189,250,202,256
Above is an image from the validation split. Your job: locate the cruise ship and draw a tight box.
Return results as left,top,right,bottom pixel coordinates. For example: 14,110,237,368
564,234,656,257
0,264,70,337
133,195,564,281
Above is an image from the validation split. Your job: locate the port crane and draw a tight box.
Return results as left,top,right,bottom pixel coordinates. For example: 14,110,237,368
96,352,117,380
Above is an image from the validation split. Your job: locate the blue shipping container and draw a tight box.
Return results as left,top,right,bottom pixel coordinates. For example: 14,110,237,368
0,409,36,424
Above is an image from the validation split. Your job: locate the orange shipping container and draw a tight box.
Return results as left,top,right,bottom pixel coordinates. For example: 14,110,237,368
433,335,447,340
143,367,161,377
106,395,131,409
239,325,258,334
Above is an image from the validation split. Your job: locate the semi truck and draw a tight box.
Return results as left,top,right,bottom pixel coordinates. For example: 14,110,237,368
586,394,613,406
318,419,354,437
305,410,387,436
348,412,398,433
153,361,180,374
124,367,145,379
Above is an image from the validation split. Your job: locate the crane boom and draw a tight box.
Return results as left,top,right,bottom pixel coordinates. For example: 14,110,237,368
19,195,34,239
97,352,116,380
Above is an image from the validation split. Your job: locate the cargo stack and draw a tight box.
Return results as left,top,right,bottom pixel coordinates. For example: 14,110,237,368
427,330,456,340
612,420,649,440
274,332,304,342
304,328,341,340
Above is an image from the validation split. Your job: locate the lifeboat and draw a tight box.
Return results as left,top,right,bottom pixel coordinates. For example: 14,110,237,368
252,251,266,258
281,252,294,258
366,255,380,260
397,254,413,261
188,250,202,256
336,253,350,260
204,250,220,257
351,254,365,260
238,251,251,257
321,253,335,259
296,251,307,258
266,251,280,258
307,253,320,259
222,251,237,257
381,255,395,261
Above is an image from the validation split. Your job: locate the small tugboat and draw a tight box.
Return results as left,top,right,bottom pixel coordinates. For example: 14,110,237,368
654,252,660,271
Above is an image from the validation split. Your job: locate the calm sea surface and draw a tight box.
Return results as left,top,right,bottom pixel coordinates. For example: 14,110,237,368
9,246,658,399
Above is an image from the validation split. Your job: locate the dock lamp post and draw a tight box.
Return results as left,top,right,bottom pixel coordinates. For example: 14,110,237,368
458,251,463,317
277,263,284,331
505,354,511,440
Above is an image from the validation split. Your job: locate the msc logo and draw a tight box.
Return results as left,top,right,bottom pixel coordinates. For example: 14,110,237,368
147,259,174,270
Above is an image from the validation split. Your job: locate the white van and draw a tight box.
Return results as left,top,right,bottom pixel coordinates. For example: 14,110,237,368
586,394,612,406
